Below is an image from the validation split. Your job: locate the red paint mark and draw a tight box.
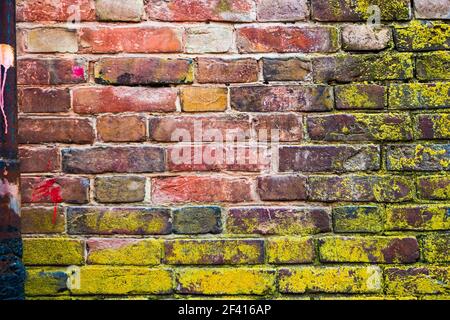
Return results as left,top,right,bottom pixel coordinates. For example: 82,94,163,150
0,44,15,135
31,178,63,225
72,66,84,79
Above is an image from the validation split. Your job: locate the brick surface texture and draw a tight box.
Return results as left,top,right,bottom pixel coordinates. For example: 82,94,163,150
17,0,449,300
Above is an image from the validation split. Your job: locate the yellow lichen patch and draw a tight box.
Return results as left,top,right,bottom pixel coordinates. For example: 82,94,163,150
416,51,450,80
71,266,172,295
372,176,414,202
21,207,65,234
267,237,315,264
164,240,263,265
87,239,162,266
389,82,450,109
176,268,276,295
417,175,450,200
279,266,382,294
26,267,70,296
353,113,413,141
395,21,450,50
421,233,450,263
386,205,450,231
387,144,450,171
333,206,384,233
181,87,228,112
336,85,380,109
23,238,85,266
385,266,450,295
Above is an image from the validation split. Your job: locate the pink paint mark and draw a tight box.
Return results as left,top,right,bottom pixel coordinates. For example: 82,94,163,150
72,65,84,79
31,178,63,225
0,44,15,135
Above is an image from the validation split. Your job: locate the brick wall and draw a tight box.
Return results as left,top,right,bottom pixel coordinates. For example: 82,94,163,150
18,0,449,299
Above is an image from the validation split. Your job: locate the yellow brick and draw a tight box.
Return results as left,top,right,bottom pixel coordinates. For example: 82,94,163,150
176,268,276,295
267,237,315,264
279,266,382,294
23,238,84,266
181,87,227,112
71,266,172,295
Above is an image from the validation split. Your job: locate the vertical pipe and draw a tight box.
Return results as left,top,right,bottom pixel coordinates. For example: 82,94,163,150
0,0,24,300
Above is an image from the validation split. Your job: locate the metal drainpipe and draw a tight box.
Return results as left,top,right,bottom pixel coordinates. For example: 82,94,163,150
0,0,25,300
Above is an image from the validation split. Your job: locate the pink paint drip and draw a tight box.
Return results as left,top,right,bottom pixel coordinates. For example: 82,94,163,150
0,44,14,135
72,65,84,79
31,178,63,225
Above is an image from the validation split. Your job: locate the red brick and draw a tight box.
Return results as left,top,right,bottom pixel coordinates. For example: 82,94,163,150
149,115,251,142
237,26,339,53
62,147,165,174
18,88,71,113
19,118,95,144
257,0,309,21
97,115,146,142
18,58,87,85
253,114,303,142
17,0,95,22
19,147,60,173
94,58,193,85
167,145,269,172
197,58,259,83
417,176,450,200
21,176,89,204
152,176,254,203
257,175,307,201
79,27,183,53
145,0,256,22
73,86,177,114
416,114,450,140
262,58,312,82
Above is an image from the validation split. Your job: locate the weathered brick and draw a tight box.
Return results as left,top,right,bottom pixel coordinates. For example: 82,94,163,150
21,176,89,204
80,27,183,53
197,58,259,83
394,21,450,51
21,207,65,234
267,237,315,264
186,26,233,53
385,266,450,295
416,114,450,140
308,175,414,202
167,145,269,172
23,28,78,53
94,176,146,203
342,25,391,51
389,83,450,109
18,87,70,113
152,176,253,203
263,58,312,81
313,53,414,82
173,207,222,234
18,58,88,85
94,58,193,85
71,267,172,295
257,0,308,21
67,207,172,235
237,26,339,53
95,0,144,21
231,86,333,112
23,238,84,266
333,206,384,233
149,115,251,142
145,0,256,22
386,205,450,231
97,115,146,142
279,145,380,172
415,0,450,19
422,233,450,263
165,239,264,265
279,266,382,293
87,238,162,265
19,118,94,144
253,114,303,142
25,268,69,296
181,87,228,112
175,268,275,295
73,86,177,114
307,113,413,141
318,236,419,263
386,144,450,171
19,147,59,173
311,0,411,21
17,0,95,22
335,84,386,110
417,175,450,200
62,147,165,174
227,207,331,235
257,175,307,201
416,51,450,80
